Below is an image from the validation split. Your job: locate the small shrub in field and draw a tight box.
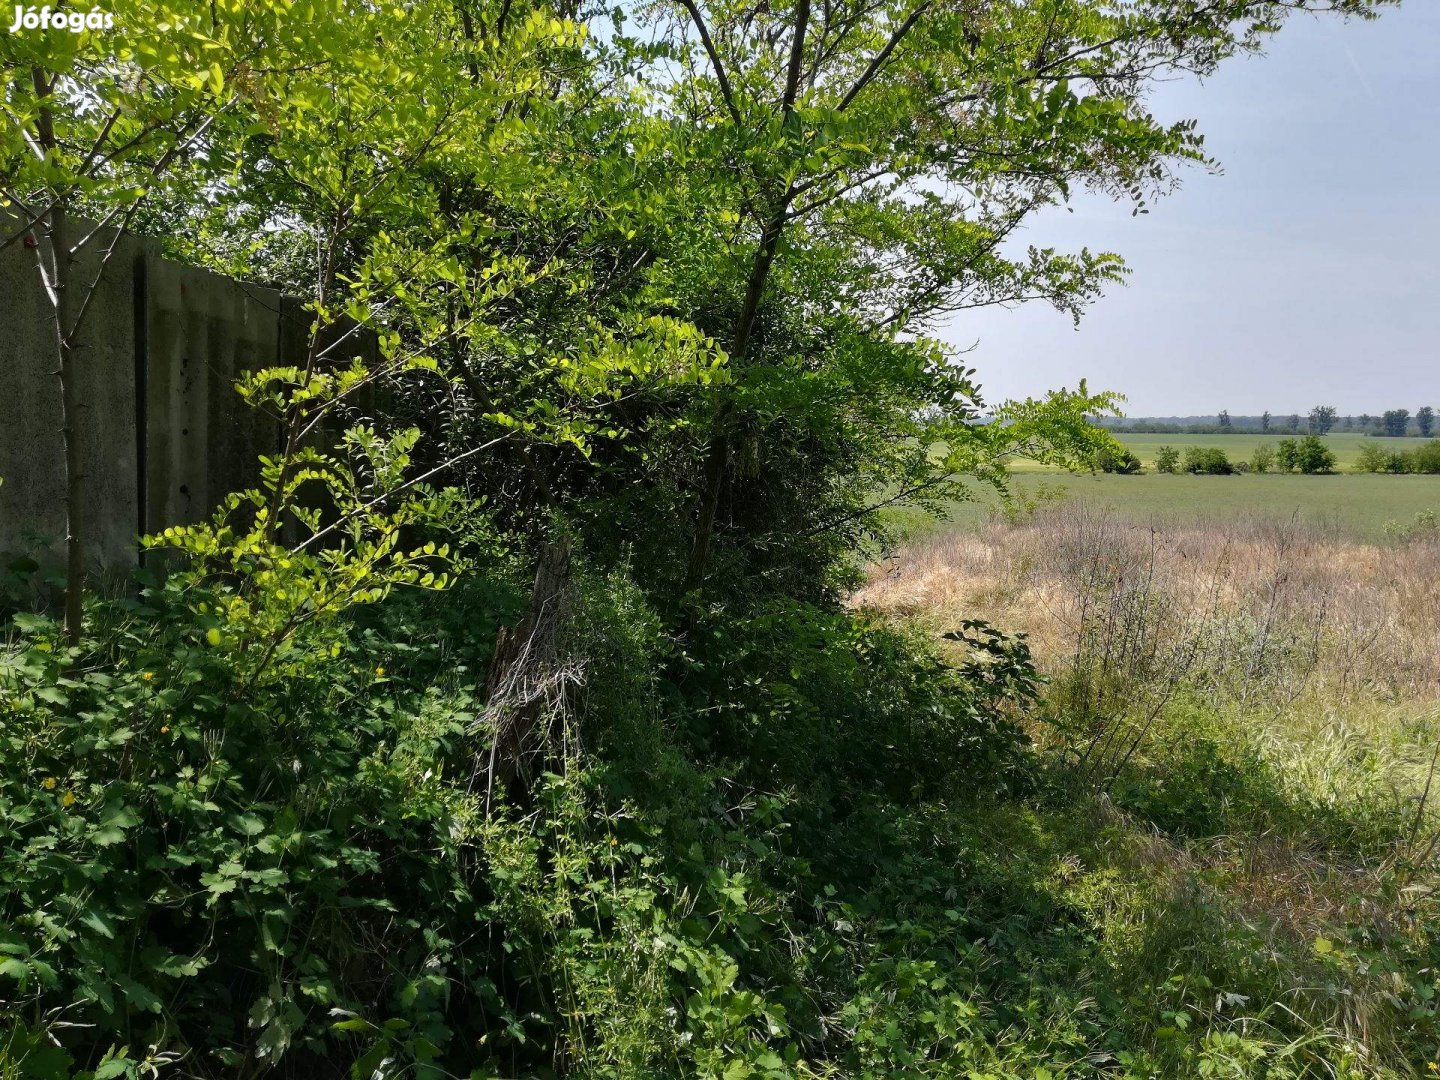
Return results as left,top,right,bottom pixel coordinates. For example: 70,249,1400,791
1182,446,1232,475
1276,437,1299,472
1249,443,1275,473
1275,435,1335,474
1155,445,1180,473
1367,439,1440,474
1293,434,1336,474
1354,440,1388,473
1411,438,1440,473
1095,444,1142,474
1384,508,1439,541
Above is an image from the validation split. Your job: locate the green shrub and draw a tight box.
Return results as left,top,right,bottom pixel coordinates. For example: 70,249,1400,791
1154,445,1181,474
1384,508,1439,541
1292,434,1337,474
1411,438,1440,474
1182,446,1232,475
1249,443,1275,473
1095,444,1143,474
0,558,1054,1078
1274,435,1336,474
1275,437,1298,472
1354,440,1389,473
0,583,500,1077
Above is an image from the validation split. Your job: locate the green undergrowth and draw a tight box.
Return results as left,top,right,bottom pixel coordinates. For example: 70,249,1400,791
2,563,1438,1080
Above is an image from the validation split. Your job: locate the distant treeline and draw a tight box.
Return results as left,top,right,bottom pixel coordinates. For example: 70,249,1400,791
1096,406,1435,437
1096,436,1440,477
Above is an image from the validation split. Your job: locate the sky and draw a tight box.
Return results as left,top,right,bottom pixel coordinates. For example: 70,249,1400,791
943,4,1440,418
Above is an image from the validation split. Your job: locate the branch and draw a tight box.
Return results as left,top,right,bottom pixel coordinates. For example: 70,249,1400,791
290,431,517,553
836,1,930,111
799,469,960,538
781,0,812,115
677,0,743,126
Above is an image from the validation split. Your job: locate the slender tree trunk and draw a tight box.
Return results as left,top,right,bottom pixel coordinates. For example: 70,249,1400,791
29,69,85,642
47,205,85,643
679,0,812,594
682,206,788,592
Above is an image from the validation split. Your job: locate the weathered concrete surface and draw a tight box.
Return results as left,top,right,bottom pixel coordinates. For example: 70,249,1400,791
144,258,282,533
0,216,370,573
0,222,143,570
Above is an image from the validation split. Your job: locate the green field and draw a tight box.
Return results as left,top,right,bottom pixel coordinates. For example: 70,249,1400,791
1004,431,1422,473
918,472,1440,541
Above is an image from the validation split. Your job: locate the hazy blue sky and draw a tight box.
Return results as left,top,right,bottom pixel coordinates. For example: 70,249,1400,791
945,4,1439,417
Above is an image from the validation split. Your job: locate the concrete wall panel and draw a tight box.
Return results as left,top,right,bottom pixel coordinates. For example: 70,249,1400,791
0,217,372,574
144,258,282,534
0,224,142,570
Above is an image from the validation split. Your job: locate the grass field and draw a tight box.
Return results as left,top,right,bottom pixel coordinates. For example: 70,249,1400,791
857,505,1440,1077
902,431,1440,541
898,472,1440,541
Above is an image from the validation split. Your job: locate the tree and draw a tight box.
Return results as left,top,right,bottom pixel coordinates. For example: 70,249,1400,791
645,0,1394,594
1275,435,1335,474
1285,414,1301,433
1383,409,1411,437
1418,406,1435,438
1308,405,1337,435
1218,410,1231,430
1155,446,1181,474
1250,443,1275,473
1261,411,1272,433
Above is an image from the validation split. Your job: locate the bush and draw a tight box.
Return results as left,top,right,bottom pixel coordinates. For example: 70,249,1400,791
1154,445,1180,474
0,581,504,1078
1384,508,1439,541
1411,439,1440,474
1094,443,1142,474
1293,434,1337,474
1181,446,1232,475
1274,435,1335,474
0,560,1052,1079
1249,443,1275,474
1354,440,1389,473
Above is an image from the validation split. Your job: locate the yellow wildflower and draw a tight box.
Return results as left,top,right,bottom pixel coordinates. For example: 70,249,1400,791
375,666,385,677
42,777,57,791
142,671,154,681
62,791,76,808
160,725,170,735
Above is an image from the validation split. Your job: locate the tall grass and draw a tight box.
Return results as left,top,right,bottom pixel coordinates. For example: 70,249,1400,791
855,506,1440,1075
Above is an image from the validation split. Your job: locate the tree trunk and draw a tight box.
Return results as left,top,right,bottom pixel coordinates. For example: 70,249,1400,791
30,70,85,642
36,204,85,643
54,210,83,643
477,537,575,800
682,205,788,593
